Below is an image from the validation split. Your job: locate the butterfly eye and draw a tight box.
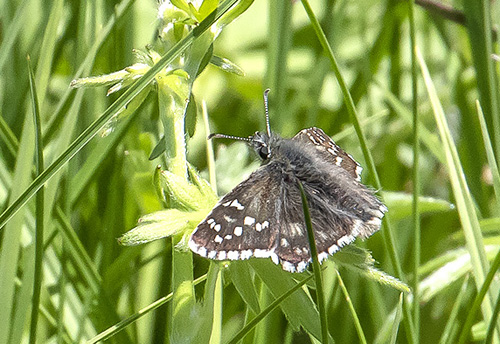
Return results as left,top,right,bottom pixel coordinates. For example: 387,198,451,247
259,145,270,160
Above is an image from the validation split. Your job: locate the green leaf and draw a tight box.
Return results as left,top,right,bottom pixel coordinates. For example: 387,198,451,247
117,209,204,246
210,55,245,76
185,93,198,137
250,260,322,340
383,191,454,222
334,246,410,293
149,136,166,160
229,262,261,314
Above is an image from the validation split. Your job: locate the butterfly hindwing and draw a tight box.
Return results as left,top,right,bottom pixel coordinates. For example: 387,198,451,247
271,164,385,272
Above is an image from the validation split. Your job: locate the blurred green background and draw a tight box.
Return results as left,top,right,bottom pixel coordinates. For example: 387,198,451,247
1,0,500,343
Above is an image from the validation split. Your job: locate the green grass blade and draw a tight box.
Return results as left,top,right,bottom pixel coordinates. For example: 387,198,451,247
34,0,64,107
209,267,223,344
226,273,315,344
43,0,135,143
389,293,404,344
299,1,415,342
457,248,500,344
416,46,494,324
462,1,500,162
68,87,150,205
0,111,19,158
298,181,329,344
0,74,36,344
266,0,292,136
408,0,421,337
0,0,241,231
87,274,208,344
476,100,500,209
27,55,45,344
336,270,367,344
485,285,500,343
439,275,472,344
0,0,29,72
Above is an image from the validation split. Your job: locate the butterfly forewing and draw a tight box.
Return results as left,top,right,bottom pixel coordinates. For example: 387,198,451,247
293,127,363,181
189,165,281,264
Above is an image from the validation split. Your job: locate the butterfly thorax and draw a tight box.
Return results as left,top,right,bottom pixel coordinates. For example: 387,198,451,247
251,132,320,175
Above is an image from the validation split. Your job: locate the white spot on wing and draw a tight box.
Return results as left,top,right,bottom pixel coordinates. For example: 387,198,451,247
282,261,296,272
208,250,217,259
271,252,279,265
214,224,221,232
198,247,207,257
234,226,243,236
355,166,363,180
227,251,239,260
289,223,303,236
217,251,227,260
224,234,233,240
223,201,231,207
224,215,236,223
254,249,270,258
338,234,354,247
240,250,252,259
214,235,223,243
367,217,382,227
244,216,255,226
262,221,269,229
335,157,343,166
318,252,328,263
230,199,244,210
297,261,309,272
255,223,262,232
328,244,339,255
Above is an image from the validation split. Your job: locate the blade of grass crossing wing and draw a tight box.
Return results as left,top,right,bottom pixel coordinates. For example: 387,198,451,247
298,181,329,344
299,1,415,342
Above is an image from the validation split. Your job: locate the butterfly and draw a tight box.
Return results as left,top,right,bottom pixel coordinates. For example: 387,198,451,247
189,90,387,272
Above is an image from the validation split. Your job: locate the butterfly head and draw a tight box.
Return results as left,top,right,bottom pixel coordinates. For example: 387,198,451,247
250,131,272,160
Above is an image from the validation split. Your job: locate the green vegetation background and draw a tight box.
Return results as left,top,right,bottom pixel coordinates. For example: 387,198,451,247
1,0,499,343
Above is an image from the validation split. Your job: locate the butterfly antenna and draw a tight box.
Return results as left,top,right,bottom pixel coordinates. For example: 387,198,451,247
208,133,253,142
263,88,271,137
